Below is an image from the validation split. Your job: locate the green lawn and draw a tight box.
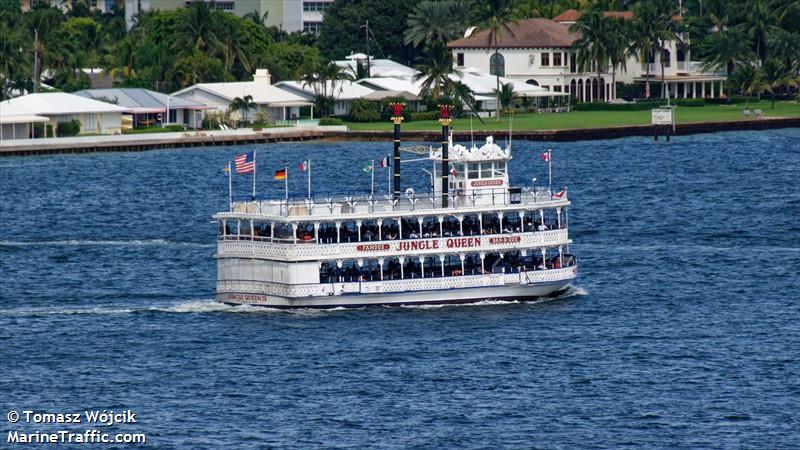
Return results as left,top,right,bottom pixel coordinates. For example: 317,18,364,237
343,100,800,132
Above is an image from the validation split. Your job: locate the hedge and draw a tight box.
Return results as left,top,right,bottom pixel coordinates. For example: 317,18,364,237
574,101,667,111
56,119,81,137
319,117,344,126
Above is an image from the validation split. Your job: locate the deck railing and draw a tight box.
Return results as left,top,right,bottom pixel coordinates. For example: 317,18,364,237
224,187,566,219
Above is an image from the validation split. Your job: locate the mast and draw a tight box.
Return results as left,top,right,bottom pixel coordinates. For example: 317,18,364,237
390,102,405,199
438,104,453,208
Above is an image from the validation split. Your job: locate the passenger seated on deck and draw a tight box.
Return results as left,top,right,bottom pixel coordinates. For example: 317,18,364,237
537,223,548,231
363,230,374,241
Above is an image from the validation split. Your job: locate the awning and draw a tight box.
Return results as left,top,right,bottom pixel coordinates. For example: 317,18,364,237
362,90,422,101
0,114,50,124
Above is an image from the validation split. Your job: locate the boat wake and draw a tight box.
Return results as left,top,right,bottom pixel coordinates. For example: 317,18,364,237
0,286,589,318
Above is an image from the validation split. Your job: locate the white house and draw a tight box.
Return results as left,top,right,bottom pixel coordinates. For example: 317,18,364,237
74,88,211,129
171,70,313,123
552,9,726,99
448,13,725,102
274,80,376,117
0,92,129,139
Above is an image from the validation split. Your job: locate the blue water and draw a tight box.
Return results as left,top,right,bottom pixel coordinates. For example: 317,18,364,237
1,129,799,448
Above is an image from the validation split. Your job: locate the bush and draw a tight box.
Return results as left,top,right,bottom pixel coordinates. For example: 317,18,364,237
348,99,380,122
409,111,440,121
56,119,81,137
574,101,666,111
705,96,757,105
616,82,644,100
674,98,705,107
319,117,344,126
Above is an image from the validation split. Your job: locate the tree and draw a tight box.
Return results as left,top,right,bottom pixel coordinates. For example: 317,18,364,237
629,3,662,99
736,0,779,64
404,0,469,48
318,0,422,63
230,95,256,124
570,10,611,102
762,58,797,109
175,2,222,54
301,61,353,117
469,0,518,121
413,41,458,100
700,29,754,98
649,0,681,99
495,82,518,112
732,62,766,109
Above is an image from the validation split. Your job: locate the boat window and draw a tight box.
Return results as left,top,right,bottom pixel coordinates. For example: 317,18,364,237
468,163,480,179
273,222,293,242
495,162,507,177
480,162,493,178
253,221,271,239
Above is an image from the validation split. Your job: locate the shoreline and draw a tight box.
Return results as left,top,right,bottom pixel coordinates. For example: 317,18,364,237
1,117,798,157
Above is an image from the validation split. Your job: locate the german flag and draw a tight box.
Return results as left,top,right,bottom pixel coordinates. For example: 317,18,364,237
274,169,287,180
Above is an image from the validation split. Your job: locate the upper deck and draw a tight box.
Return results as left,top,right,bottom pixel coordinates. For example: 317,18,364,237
215,187,568,222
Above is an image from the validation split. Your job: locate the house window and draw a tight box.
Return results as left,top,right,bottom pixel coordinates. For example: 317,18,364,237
489,53,505,77
303,21,322,34
303,1,330,12
553,86,562,92
541,52,550,67
662,49,671,68
553,52,562,66
456,52,464,67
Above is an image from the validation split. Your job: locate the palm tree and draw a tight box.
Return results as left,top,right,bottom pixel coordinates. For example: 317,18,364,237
413,41,458,100
766,29,800,76
175,2,222,54
301,62,353,117
570,10,611,102
404,0,469,48
243,9,269,27
629,3,661,99
650,0,681,99
469,0,518,121
0,27,27,99
733,62,766,109
230,95,256,125
606,16,630,101
701,29,754,98
495,82,518,113
761,58,797,109
737,0,779,64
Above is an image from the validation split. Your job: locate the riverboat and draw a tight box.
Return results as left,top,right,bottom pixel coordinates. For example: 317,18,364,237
213,131,578,308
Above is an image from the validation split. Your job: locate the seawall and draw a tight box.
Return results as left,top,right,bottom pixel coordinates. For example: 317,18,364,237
1,118,798,157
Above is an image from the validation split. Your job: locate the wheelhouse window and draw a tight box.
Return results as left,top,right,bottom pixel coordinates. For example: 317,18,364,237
489,53,505,77
468,163,480,179
494,161,507,176
480,162,493,178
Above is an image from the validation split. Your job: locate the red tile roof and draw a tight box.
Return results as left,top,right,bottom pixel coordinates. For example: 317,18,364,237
552,9,580,22
447,18,577,49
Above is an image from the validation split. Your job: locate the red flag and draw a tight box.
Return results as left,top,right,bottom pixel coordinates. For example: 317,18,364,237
298,161,307,172
553,189,566,199
540,151,551,162
449,166,457,176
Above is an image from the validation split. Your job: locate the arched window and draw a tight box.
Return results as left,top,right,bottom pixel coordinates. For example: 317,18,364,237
662,49,671,68
489,53,505,77
525,79,539,86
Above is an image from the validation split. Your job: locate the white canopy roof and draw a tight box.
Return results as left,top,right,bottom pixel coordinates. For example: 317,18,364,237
0,93,130,116
172,82,313,107
0,114,50,124
274,80,375,101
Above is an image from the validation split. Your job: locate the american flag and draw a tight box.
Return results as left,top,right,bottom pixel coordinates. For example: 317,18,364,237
235,151,255,174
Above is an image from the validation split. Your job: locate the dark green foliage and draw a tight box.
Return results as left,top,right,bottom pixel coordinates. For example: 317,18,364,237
574,101,667,111
409,111,440,121
56,119,81,137
319,117,344,126
348,99,380,122
674,98,706,107
318,0,421,63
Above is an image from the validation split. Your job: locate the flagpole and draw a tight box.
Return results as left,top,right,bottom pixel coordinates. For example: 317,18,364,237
284,164,289,200
548,149,552,192
307,159,312,199
252,149,257,200
227,161,232,211
387,157,391,194
371,160,375,197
